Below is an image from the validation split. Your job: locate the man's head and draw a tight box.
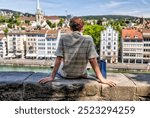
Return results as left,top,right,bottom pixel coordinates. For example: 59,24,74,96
69,17,84,32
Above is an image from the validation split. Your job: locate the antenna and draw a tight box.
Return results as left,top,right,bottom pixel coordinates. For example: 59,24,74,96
65,10,68,17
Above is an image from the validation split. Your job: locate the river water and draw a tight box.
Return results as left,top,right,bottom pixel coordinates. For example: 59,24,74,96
0,65,94,75
0,65,51,73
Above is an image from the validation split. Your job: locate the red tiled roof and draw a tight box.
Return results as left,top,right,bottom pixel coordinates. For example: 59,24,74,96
143,29,150,33
0,33,4,39
18,16,36,21
44,16,60,20
122,28,143,40
47,29,58,34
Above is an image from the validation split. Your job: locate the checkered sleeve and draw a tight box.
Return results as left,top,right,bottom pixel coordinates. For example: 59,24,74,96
88,37,99,59
55,36,64,57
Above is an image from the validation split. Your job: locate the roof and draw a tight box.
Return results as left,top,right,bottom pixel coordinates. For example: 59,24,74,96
47,29,58,34
44,16,60,20
143,29,150,38
18,16,36,21
60,27,72,34
26,29,48,35
143,29,150,33
122,28,143,40
0,33,4,39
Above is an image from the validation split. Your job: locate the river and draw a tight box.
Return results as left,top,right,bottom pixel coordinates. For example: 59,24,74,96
0,65,51,73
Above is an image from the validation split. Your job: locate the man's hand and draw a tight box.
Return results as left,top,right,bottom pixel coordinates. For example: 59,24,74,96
38,76,53,84
99,79,116,87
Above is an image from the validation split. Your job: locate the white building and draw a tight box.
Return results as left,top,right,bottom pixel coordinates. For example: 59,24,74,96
6,31,26,58
100,26,118,63
0,34,7,58
26,29,61,59
121,28,144,63
143,29,150,64
1,28,66,60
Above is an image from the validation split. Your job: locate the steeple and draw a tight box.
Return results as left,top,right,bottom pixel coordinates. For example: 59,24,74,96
35,0,43,27
36,0,40,10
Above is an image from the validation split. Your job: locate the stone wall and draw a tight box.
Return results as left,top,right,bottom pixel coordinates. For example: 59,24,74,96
0,72,150,101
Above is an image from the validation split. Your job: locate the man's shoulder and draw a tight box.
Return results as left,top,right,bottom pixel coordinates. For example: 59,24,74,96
83,35,93,42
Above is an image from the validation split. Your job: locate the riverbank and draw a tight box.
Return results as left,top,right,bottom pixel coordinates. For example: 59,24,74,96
0,58,53,67
0,58,149,73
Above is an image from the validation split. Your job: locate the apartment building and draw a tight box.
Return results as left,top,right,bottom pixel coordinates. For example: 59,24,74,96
143,29,150,63
6,31,26,58
36,29,60,59
121,28,144,63
100,26,118,63
0,34,7,58
26,29,61,59
0,27,71,60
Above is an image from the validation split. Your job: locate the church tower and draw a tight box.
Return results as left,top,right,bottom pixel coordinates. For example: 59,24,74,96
35,0,44,26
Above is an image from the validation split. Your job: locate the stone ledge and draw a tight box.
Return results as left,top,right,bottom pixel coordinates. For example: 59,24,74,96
0,72,150,101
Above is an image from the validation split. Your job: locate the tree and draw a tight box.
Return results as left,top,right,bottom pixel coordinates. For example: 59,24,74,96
83,25,105,51
97,19,102,25
58,18,64,27
3,28,9,38
46,20,52,28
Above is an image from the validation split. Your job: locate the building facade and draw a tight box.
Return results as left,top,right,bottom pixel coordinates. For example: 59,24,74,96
0,34,7,58
100,26,118,63
121,28,144,63
143,29,150,63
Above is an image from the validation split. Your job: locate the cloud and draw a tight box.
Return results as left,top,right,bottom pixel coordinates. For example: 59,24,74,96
99,1,130,9
141,0,149,5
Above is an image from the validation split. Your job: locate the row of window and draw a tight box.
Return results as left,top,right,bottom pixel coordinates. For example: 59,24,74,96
102,46,117,50
123,53,143,57
102,33,117,36
102,52,117,56
47,38,57,41
144,49,150,52
144,44,150,47
124,44,143,47
102,38,117,40
123,49,143,52
38,47,56,50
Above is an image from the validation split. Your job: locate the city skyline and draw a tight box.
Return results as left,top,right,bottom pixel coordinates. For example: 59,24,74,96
0,0,150,18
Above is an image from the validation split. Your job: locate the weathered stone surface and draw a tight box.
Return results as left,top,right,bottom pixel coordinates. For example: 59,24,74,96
102,73,136,101
0,72,150,101
23,73,101,100
124,74,150,100
0,72,33,101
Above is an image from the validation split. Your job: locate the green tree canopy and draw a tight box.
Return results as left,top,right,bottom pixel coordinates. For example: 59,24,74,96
83,25,105,51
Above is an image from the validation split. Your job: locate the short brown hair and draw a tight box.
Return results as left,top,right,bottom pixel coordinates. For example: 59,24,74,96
69,17,84,31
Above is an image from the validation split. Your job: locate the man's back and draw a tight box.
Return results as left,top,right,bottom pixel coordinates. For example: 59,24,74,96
56,31,98,78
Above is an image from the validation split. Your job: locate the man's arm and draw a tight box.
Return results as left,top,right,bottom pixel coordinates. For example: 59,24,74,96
39,56,62,84
89,58,116,87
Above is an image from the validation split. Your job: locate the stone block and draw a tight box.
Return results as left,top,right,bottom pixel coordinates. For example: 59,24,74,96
102,73,136,101
23,73,101,100
124,74,150,100
0,72,34,101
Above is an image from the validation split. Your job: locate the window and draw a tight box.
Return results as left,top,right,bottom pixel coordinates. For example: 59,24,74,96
107,52,111,55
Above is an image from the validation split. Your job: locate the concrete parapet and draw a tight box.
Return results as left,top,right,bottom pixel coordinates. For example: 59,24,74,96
0,72,150,101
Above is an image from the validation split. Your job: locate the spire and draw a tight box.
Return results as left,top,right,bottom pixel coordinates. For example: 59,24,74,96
36,0,40,10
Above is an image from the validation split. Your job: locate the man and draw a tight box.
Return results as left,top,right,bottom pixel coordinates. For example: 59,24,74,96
39,17,116,87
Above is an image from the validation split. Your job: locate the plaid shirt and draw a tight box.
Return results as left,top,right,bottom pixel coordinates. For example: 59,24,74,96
55,31,99,78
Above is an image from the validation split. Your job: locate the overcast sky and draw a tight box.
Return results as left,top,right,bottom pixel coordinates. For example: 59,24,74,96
0,0,150,17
